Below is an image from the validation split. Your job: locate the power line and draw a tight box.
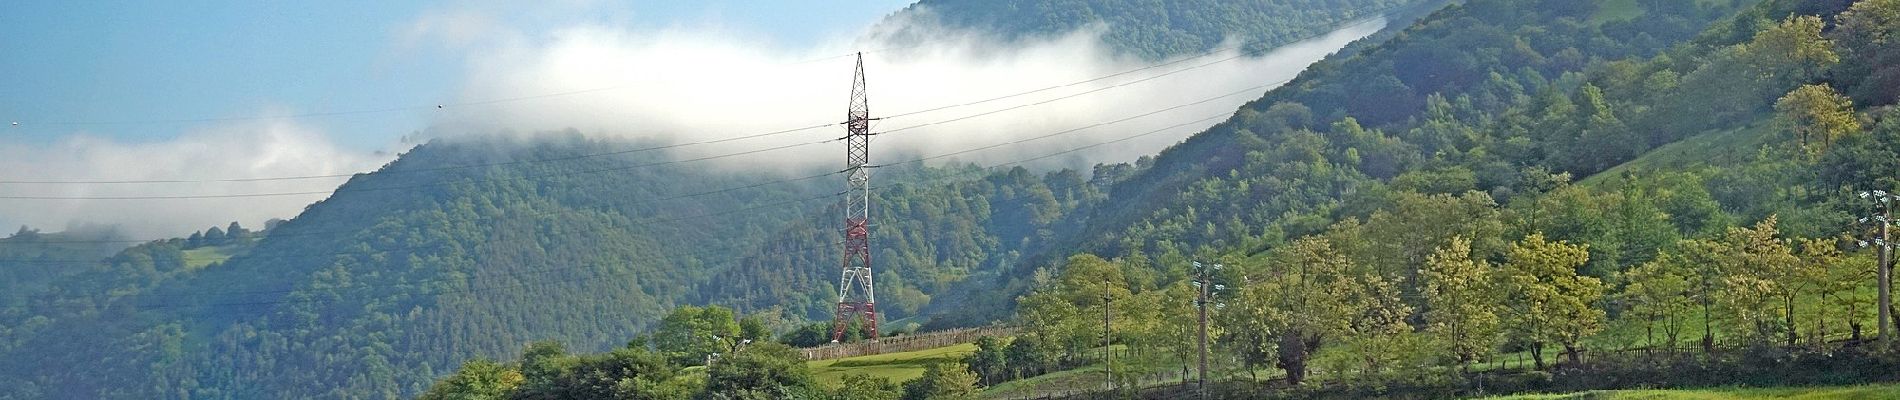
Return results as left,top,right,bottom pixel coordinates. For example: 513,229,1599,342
0,171,840,246
0,52,1201,201
1,49,1261,201
0,123,837,185
0,3,1415,187
12,102,1234,307
4,76,1266,247
13,49,898,127
0,1,1421,298
0,138,835,200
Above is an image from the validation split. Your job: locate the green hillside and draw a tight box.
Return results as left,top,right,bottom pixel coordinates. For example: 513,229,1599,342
808,343,979,385
0,1,1448,396
925,0,1764,328
16,0,1900,398
418,0,1900,397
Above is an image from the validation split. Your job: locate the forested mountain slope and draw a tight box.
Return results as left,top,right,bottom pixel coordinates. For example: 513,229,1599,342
420,0,1900,397
0,1,1439,396
0,133,819,398
21,0,1887,397
923,0,1771,325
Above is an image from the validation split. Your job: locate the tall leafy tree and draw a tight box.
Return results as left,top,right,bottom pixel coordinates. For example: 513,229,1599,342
1716,217,1803,346
1420,236,1502,370
1617,258,1695,353
900,362,979,400
703,342,815,399
1499,233,1603,368
650,305,741,366
1775,84,1862,155
1236,237,1403,385
416,359,522,400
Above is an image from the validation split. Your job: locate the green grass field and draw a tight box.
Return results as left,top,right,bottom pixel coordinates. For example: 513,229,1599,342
181,247,233,270
1580,123,1774,187
807,343,978,386
1592,0,1643,23
1484,384,1900,399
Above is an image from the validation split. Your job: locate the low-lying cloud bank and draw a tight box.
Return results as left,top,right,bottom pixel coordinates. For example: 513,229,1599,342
428,14,1385,171
0,4,1383,239
0,120,390,239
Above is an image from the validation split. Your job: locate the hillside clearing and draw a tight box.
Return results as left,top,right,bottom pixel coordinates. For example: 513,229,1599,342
808,343,978,385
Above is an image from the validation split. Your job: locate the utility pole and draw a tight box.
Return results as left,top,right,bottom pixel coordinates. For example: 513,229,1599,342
1198,273,1210,396
1104,278,1114,394
1191,261,1223,399
1882,198,1893,343
832,53,881,343
1861,190,1894,343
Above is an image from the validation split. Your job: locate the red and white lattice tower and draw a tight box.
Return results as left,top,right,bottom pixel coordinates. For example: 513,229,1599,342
832,53,879,343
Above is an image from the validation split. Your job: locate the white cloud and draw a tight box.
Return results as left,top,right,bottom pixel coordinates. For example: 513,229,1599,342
0,7,1385,240
421,13,1386,172
0,119,391,239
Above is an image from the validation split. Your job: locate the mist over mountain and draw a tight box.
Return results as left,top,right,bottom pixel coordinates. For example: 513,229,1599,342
0,1,1436,398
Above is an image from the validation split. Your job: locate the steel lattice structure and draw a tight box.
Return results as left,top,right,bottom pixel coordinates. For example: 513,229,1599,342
832,53,879,342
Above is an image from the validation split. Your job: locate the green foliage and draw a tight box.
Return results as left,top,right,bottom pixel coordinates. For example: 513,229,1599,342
417,359,522,400
704,342,816,398
27,0,1900,398
832,374,902,400
898,362,979,400
1776,84,1862,155
961,336,1009,386
1498,233,1604,369
1239,237,1409,384
1420,236,1503,368
1830,0,1900,105
651,305,742,366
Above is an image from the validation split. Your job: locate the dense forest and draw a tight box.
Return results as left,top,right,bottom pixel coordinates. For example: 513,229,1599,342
16,0,1900,397
0,1,1454,398
420,0,1900,398
968,0,1900,396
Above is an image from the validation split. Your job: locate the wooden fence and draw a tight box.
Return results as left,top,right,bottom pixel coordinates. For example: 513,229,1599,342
799,326,1018,360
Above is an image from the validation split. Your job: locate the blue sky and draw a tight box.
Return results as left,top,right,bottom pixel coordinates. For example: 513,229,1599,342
0,0,913,149
0,0,1383,238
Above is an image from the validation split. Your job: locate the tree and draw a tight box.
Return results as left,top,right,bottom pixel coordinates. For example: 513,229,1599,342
1237,237,1405,385
650,305,740,366
533,347,690,400
1776,84,1862,155
1741,15,1839,90
417,359,522,400
1420,237,1502,370
962,336,1008,386
203,226,226,245
1499,233,1604,369
1669,238,1734,353
832,374,901,400
1796,237,1845,346
1828,0,1900,105
900,362,978,400
1716,217,1802,346
703,342,815,398
226,221,249,243
1002,334,1053,380
780,323,835,348
738,314,772,343
517,340,574,397
1618,258,1695,353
